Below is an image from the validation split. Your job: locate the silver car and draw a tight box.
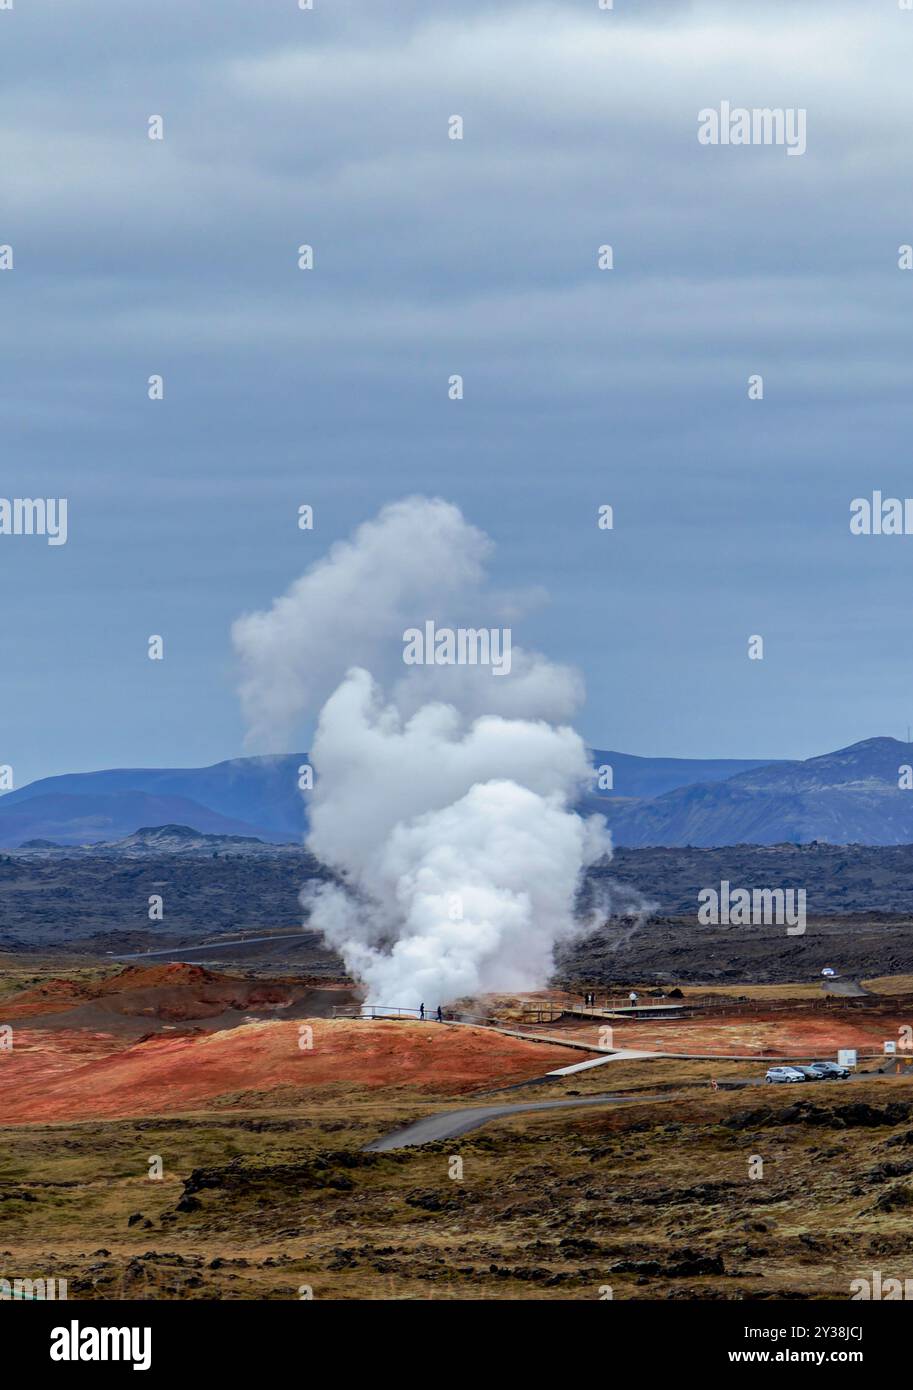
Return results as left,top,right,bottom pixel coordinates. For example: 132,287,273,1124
765,1065,806,1084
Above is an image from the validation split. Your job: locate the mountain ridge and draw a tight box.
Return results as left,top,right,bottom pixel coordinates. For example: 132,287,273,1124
603,737,913,847
2,738,912,849
0,747,776,849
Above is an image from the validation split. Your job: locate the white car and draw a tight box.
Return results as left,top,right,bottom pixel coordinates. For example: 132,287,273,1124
765,1065,806,1084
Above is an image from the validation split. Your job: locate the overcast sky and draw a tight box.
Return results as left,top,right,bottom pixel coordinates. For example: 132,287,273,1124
2,0,912,785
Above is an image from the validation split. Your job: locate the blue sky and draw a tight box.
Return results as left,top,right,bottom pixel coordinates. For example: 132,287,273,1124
2,0,912,786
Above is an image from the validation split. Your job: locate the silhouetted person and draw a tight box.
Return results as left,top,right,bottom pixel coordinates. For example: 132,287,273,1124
436,1005,443,1022
419,1002,425,1020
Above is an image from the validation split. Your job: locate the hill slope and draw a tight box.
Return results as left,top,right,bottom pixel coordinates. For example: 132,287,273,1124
0,755,309,839
5,739,913,850
607,738,913,847
0,749,776,849
0,792,280,849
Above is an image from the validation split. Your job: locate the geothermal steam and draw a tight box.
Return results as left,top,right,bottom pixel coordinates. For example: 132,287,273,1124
232,497,613,1009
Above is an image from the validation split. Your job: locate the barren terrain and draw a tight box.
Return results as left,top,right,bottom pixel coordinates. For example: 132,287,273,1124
5,844,913,990
4,954,913,1300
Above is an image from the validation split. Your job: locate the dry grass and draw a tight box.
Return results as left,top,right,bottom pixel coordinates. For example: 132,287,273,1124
5,962,913,1299
0,953,120,1002
863,974,913,996
678,981,826,1001
4,1063,913,1300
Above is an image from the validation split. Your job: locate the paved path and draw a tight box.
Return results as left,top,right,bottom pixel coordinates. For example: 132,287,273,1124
365,1092,661,1151
546,1050,658,1076
823,977,872,997
112,932,317,960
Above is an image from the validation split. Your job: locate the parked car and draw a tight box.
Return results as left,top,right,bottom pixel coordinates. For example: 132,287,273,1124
792,1065,825,1081
765,1065,806,1084
808,1060,851,1080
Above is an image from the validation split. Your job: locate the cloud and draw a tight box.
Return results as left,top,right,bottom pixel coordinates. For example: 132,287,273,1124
5,0,913,781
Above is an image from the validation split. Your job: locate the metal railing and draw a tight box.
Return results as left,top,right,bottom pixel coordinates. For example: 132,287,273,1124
332,1003,449,1021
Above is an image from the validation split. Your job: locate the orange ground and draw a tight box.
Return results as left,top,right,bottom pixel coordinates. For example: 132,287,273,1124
557,1009,910,1056
0,1018,590,1123
2,962,350,1025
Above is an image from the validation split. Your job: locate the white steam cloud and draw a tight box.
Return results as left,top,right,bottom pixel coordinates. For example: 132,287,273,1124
232,497,615,1009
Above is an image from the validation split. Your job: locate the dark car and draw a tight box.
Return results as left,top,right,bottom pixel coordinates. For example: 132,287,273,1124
792,1065,825,1081
808,1060,851,1080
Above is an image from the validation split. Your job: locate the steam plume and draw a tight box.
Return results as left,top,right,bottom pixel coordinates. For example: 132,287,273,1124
232,497,613,1008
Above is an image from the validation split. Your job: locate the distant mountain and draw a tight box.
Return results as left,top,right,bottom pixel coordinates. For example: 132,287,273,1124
587,749,780,799
4,739,911,851
607,737,913,847
113,823,264,847
0,792,282,849
0,755,310,846
103,824,287,855
0,749,770,851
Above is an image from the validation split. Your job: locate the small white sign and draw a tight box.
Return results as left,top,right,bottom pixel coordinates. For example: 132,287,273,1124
838,1049,857,1068
885,1041,897,1055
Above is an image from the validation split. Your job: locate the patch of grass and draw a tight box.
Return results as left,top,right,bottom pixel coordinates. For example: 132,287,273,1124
5,1071,913,1299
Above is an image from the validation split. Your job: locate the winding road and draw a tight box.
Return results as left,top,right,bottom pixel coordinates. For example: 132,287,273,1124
365,1063,911,1150
112,932,318,960
365,1091,662,1151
